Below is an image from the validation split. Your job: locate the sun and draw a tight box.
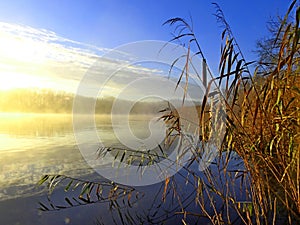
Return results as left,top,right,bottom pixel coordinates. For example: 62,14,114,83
0,22,110,95
0,71,47,91
0,27,50,91
0,24,76,92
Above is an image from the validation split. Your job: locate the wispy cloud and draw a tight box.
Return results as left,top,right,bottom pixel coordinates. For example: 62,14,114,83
0,22,155,95
0,22,111,92
0,22,203,101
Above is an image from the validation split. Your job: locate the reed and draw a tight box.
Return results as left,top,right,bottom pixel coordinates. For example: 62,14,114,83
38,1,299,224
162,1,300,224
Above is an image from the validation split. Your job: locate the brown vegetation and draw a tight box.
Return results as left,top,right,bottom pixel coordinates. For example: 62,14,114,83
162,1,299,224
38,2,299,224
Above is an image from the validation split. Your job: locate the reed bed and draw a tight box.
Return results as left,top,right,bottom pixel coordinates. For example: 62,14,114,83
161,1,300,224
39,2,299,224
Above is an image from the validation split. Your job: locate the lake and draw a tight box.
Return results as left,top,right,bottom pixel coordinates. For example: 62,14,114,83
0,113,179,225
0,113,247,225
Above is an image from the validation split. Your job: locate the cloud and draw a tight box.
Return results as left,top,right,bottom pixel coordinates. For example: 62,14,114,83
0,22,140,94
0,22,204,101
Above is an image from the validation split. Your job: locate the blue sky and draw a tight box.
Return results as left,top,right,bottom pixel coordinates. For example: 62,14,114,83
0,0,293,96
0,0,291,58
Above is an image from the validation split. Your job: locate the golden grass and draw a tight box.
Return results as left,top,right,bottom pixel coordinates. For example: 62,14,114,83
162,1,300,224
38,2,299,224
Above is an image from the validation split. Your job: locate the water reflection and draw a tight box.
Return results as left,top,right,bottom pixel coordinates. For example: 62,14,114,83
0,113,166,224
0,113,249,224
0,113,73,137
0,113,162,201
0,114,82,202
35,152,248,225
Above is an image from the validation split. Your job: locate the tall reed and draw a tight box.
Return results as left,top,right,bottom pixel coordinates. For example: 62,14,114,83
38,1,299,224
162,1,300,224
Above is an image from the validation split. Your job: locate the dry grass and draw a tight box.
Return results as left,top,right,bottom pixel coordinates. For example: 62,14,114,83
162,1,300,224
38,2,299,224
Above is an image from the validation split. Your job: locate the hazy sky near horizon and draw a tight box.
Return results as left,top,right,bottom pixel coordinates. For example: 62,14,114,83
0,0,293,97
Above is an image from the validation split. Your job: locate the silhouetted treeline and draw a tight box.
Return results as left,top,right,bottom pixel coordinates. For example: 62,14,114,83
0,89,168,114
0,89,73,113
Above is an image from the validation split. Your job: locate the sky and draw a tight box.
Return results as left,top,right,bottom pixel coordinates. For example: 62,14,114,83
0,0,294,98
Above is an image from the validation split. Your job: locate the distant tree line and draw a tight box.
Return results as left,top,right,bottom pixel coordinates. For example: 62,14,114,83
0,89,168,114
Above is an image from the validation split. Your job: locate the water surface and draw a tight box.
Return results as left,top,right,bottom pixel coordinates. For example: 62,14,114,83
0,113,165,224
0,113,247,225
